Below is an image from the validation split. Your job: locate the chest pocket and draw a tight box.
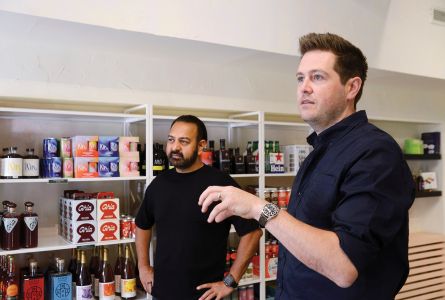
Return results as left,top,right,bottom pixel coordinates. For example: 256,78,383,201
300,173,339,223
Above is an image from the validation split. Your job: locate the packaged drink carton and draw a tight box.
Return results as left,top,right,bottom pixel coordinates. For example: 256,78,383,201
72,136,99,157
74,157,99,178
98,157,119,177
62,218,97,244
98,219,120,241
97,198,120,221
119,156,139,177
265,256,278,278
98,136,119,157
119,136,140,157
63,198,96,222
269,152,285,173
280,145,312,174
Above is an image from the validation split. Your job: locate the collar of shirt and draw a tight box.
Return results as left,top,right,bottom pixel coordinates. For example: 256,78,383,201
306,110,368,149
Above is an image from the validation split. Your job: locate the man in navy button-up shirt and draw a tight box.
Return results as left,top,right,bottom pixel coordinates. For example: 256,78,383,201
199,33,415,299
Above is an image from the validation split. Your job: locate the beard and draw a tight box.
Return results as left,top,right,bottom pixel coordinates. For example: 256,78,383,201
168,147,199,170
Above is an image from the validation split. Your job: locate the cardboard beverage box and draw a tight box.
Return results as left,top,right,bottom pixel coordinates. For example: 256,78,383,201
98,219,120,241
62,217,97,244
98,157,119,177
119,136,139,156
269,152,285,173
72,136,99,157
98,136,119,157
96,192,120,221
64,198,96,222
119,156,140,177
280,145,312,174
74,157,99,178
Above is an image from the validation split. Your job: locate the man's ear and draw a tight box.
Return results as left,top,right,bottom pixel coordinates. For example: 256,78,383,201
198,139,207,154
345,76,362,103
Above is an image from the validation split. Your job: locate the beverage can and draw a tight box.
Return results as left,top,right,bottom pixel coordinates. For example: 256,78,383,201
120,217,132,239
51,157,62,178
130,217,136,239
63,157,74,178
43,138,58,158
285,187,291,205
60,137,72,158
270,188,278,206
278,187,287,209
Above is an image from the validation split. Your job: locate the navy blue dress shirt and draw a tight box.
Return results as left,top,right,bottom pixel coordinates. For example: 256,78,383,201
275,111,415,299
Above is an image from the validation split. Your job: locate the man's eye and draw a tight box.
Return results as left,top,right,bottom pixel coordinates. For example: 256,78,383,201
296,76,304,83
313,74,324,81
180,141,189,145
167,138,174,143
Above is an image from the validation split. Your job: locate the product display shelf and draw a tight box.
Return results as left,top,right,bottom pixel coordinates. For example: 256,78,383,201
0,226,135,256
404,154,442,160
265,276,277,282
239,276,261,286
265,172,296,177
0,176,147,184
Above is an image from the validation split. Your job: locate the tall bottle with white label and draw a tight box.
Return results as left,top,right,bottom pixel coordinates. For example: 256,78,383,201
21,201,38,248
23,148,40,179
1,147,23,179
75,250,93,300
114,244,124,296
120,244,137,299
2,202,20,250
98,247,115,300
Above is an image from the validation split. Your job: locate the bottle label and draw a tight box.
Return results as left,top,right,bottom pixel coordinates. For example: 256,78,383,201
24,216,38,231
76,285,93,300
120,278,136,297
3,217,18,233
6,284,18,297
98,281,115,299
23,277,44,300
23,159,40,177
94,278,99,297
51,274,72,300
1,158,22,178
114,274,121,293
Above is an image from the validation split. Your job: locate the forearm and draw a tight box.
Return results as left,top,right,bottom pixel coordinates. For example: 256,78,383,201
265,210,358,287
230,229,262,282
135,227,152,268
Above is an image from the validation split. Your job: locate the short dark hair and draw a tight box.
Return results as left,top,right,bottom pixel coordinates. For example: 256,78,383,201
299,32,368,106
171,115,208,142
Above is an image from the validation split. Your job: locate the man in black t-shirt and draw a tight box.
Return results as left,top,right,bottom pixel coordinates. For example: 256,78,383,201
135,115,261,300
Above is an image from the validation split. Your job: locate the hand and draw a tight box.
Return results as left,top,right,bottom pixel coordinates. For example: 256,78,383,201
198,186,266,223
197,281,233,300
138,264,154,294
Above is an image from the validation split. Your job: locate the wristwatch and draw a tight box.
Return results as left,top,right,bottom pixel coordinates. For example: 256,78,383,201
258,203,280,228
223,273,238,288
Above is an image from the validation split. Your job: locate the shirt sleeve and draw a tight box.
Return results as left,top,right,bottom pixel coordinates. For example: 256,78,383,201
135,184,155,230
333,141,415,273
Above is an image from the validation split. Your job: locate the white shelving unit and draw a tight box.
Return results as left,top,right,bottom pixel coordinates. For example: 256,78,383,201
0,99,442,300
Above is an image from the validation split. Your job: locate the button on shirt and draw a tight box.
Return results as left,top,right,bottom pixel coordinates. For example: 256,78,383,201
276,111,415,300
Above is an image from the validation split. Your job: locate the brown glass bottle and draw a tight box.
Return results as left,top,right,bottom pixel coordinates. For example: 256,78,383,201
21,201,38,248
114,244,124,296
75,250,93,300
4,256,19,300
216,139,230,173
68,248,78,297
23,148,40,178
0,200,11,249
98,247,115,299
0,255,5,299
1,147,23,179
2,202,20,250
93,247,102,298
120,244,136,299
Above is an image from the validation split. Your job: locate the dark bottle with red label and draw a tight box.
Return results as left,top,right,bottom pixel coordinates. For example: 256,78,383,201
120,244,136,299
2,202,20,250
68,248,78,295
22,260,44,300
21,201,38,248
216,139,230,173
98,247,115,299
5,255,19,300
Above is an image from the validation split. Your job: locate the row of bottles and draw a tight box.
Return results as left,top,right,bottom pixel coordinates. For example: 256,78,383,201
0,244,136,300
0,201,38,250
0,147,40,179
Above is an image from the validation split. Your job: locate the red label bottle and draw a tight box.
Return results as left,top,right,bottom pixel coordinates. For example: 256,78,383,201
5,256,19,299
22,260,44,300
98,247,115,299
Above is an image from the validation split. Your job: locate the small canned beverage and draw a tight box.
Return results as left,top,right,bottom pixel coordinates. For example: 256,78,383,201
88,140,97,151
130,142,138,152
43,138,58,158
130,217,136,239
263,188,271,203
246,285,254,300
270,188,278,206
51,157,62,178
88,161,97,173
130,161,139,172
238,287,247,300
60,137,71,158
286,187,291,205
63,157,73,178
120,216,132,239
110,161,118,172
278,187,287,209
110,141,118,152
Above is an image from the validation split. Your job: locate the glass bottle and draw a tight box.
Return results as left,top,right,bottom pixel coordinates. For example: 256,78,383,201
2,202,20,250
22,260,44,300
153,143,167,176
234,148,245,174
0,147,23,179
200,142,213,166
114,244,124,296
216,139,230,173
139,143,146,176
75,250,93,300
98,247,115,300
4,256,19,300
23,148,40,178
93,247,102,298
21,201,38,248
209,140,217,168
120,244,137,299
68,248,78,296
48,258,72,300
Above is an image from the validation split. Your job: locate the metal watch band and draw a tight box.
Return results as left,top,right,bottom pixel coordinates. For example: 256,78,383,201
223,273,238,288
258,203,280,228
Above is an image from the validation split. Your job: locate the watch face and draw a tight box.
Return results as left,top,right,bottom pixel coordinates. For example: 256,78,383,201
264,203,279,217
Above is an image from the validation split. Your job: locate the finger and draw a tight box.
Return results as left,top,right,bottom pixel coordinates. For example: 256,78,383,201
207,201,231,223
147,282,153,294
214,210,233,223
197,283,211,290
201,192,220,213
199,289,215,300
199,186,221,207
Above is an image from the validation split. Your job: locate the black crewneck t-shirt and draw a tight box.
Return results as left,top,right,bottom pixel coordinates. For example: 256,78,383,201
136,165,259,299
